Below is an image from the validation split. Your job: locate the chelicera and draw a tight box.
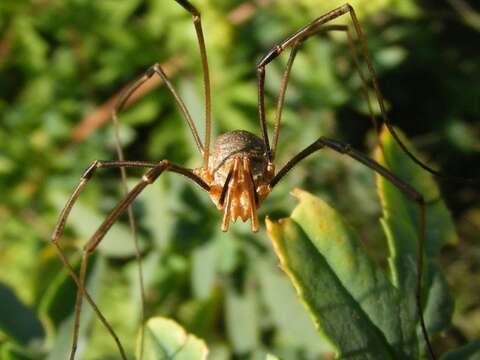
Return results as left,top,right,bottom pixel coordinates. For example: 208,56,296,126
52,1,477,359
198,130,274,232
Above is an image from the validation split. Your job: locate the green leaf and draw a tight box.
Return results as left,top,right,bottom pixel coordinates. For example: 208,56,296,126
375,128,457,258
375,127,456,335
266,354,281,360
266,189,405,359
141,317,208,360
0,282,45,346
256,257,332,355
422,263,454,334
265,128,459,359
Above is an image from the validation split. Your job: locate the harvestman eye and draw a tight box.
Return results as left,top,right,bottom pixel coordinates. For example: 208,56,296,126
52,2,479,359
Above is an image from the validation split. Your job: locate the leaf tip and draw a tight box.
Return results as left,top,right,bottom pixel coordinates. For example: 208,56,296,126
290,187,308,200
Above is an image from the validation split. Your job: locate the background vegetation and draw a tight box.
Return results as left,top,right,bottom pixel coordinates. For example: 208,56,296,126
0,0,479,359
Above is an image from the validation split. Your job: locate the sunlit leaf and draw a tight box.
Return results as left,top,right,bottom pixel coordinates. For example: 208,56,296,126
141,317,208,360
266,127,459,358
267,189,410,358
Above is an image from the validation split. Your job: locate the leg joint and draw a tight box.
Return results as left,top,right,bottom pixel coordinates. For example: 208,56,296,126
316,137,350,153
159,159,171,168
342,143,352,153
175,0,200,17
313,138,326,149
258,50,275,68
413,192,425,204
82,160,101,180
147,63,161,77
142,160,170,184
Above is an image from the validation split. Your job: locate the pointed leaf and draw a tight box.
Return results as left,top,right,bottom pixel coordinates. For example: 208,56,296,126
266,189,408,359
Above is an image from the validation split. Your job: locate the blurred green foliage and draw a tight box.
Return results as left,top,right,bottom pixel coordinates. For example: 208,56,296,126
0,0,479,359
142,317,209,359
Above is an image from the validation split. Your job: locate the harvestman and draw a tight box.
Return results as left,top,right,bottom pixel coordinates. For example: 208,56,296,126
52,1,476,359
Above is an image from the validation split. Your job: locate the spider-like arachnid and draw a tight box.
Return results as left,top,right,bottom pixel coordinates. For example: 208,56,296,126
51,1,477,359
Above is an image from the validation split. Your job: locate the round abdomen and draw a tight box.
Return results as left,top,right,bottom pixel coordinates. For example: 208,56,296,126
210,130,268,183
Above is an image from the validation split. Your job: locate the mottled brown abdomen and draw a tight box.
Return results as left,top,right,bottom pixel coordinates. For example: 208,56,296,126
210,130,268,183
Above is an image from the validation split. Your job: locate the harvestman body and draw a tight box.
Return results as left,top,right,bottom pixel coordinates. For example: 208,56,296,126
196,130,273,232
52,1,477,359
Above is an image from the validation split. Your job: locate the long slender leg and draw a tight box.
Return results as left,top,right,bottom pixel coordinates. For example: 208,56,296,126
270,24,377,161
53,160,156,360
112,21,210,352
70,161,202,359
113,5,213,344
112,123,146,358
271,137,435,359
113,63,204,154
258,4,478,184
71,164,167,360
52,243,126,359
53,160,157,240
345,8,475,184
52,159,208,244
257,5,352,162
111,65,174,360
174,0,212,169
270,43,298,161
53,160,209,359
